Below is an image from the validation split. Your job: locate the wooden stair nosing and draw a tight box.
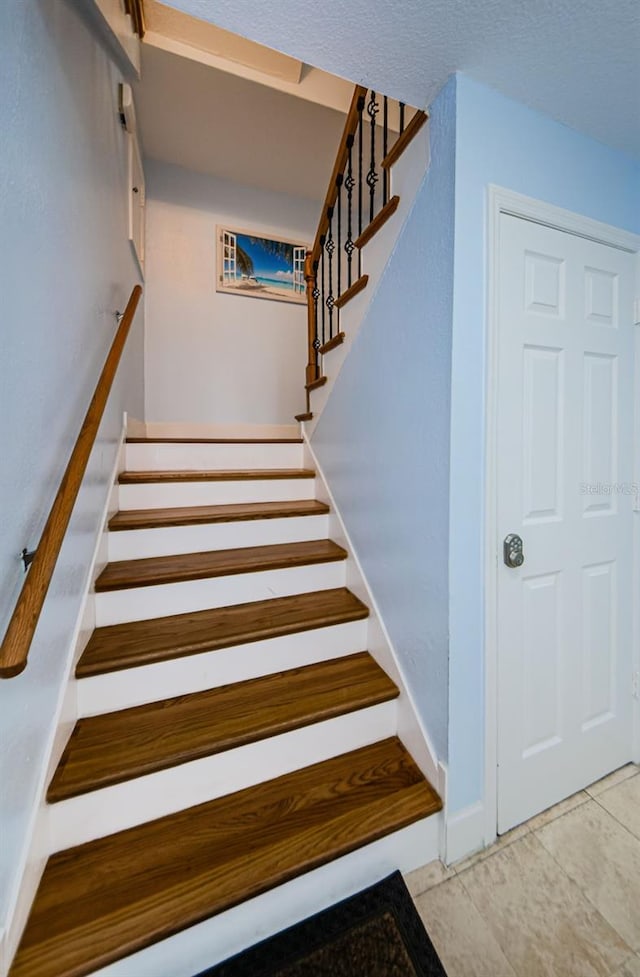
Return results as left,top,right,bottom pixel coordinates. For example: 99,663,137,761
119,468,316,484
381,110,429,170
354,195,400,250
94,539,348,593
334,274,369,309
48,653,399,801
108,499,330,532
13,740,441,977
305,376,327,393
126,437,303,444
77,587,370,677
319,332,345,355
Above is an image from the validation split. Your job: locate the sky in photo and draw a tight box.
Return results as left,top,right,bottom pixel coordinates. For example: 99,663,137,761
237,234,294,281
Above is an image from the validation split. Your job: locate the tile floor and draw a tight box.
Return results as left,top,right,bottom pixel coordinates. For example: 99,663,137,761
406,763,640,977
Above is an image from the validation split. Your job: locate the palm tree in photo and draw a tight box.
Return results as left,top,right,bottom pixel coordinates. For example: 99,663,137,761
235,243,255,278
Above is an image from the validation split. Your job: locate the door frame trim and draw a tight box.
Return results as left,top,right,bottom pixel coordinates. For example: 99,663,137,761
483,185,640,845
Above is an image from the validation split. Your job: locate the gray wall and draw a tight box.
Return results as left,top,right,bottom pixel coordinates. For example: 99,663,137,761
311,78,457,761
0,0,144,931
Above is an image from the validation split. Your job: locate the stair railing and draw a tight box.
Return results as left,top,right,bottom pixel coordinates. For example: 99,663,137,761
304,86,427,395
0,284,143,678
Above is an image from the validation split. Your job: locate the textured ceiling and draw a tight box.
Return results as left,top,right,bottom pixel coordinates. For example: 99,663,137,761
135,45,346,198
162,0,640,158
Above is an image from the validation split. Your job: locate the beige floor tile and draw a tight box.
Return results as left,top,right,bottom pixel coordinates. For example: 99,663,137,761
536,800,640,951
458,833,630,977
415,876,516,977
595,774,640,841
614,955,640,977
452,822,530,874
526,789,590,830
586,764,639,798
404,859,455,897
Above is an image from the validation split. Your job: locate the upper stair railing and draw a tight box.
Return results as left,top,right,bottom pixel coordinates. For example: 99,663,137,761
0,285,143,678
302,87,427,406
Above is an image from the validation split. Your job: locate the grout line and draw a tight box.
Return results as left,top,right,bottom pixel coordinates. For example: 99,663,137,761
591,791,640,845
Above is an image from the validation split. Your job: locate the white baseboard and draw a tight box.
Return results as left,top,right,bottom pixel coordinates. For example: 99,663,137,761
125,441,304,471
302,436,443,809
2,420,127,975
142,421,300,440
118,476,317,509
445,801,486,865
89,814,440,977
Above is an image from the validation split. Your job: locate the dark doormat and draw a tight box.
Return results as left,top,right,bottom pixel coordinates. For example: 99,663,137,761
194,871,447,977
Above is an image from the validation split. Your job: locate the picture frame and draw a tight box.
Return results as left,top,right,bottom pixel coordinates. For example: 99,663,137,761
216,225,309,305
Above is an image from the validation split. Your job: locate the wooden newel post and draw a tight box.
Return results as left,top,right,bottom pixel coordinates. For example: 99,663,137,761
304,250,318,385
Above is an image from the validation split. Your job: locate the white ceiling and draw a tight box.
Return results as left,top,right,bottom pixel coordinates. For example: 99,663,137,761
135,44,347,199
161,0,640,159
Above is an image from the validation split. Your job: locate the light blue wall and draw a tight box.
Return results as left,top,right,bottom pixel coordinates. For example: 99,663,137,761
448,74,640,813
0,0,144,929
311,78,457,760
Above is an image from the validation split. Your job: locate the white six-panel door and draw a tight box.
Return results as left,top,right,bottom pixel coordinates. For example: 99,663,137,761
496,214,636,832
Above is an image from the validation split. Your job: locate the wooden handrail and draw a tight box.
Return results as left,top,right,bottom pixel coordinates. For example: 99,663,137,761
0,285,143,678
311,85,368,265
301,89,428,408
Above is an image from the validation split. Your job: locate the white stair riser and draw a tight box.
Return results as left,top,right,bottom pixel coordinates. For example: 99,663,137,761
89,814,440,977
119,478,316,510
95,562,347,626
78,619,369,716
107,514,330,561
48,700,398,852
125,442,304,471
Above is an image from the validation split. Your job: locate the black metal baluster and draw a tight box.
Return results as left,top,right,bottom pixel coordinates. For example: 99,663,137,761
344,135,355,289
382,95,389,205
312,259,320,369
366,90,379,223
320,236,326,347
357,95,364,239
325,207,335,340
399,101,406,135
336,174,343,302
357,94,364,276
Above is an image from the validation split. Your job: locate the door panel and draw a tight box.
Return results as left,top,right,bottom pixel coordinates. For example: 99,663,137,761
497,215,635,832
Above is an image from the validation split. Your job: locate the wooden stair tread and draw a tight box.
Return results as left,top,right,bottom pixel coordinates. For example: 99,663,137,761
77,588,369,676
319,332,345,355
126,437,303,444
381,111,429,170
108,499,330,531
305,376,327,393
355,195,400,250
95,539,347,592
334,274,369,309
14,739,441,977
119,468,315,484
48,653,398,801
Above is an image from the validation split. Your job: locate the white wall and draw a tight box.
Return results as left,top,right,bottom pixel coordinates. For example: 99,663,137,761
144,161,318,426
0,0,144,945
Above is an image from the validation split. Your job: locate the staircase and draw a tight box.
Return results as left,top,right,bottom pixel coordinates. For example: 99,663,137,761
10,434,441,977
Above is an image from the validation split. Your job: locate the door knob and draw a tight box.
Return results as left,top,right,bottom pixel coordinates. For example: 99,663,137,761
504,534,524,568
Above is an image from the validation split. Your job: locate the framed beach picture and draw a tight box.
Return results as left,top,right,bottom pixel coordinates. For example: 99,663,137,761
216,226,308,305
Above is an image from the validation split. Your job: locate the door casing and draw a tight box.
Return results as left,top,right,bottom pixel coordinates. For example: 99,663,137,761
483,185,640,848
